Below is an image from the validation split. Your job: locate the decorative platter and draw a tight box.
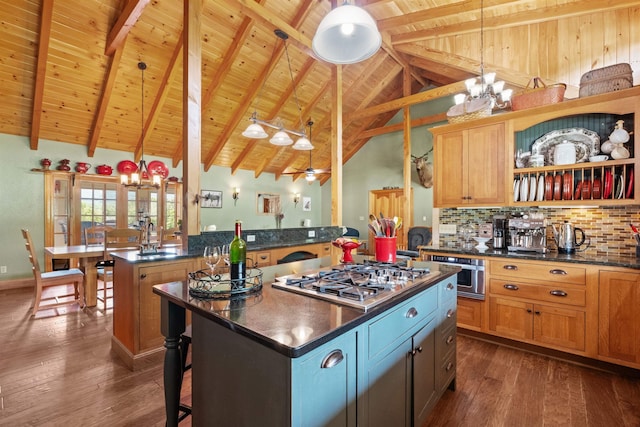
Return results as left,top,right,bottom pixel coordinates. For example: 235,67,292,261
147,160,169,179
531,128,600,165
117,160,138,174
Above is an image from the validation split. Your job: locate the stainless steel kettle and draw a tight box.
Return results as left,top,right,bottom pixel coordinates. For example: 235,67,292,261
552,221,587,254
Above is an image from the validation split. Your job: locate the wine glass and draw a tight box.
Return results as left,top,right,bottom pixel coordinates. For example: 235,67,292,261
203,246,220,275
221,244,230,266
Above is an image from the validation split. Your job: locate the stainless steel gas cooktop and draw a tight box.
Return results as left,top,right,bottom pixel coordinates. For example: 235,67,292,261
272,260,440,311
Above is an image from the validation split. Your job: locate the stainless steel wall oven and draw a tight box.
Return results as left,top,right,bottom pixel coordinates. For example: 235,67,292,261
425,255,485,300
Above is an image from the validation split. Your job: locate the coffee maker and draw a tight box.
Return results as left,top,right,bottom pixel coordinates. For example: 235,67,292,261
507,216,547,253
492,215,508,249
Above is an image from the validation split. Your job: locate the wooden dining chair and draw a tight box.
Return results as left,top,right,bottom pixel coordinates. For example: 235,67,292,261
96,228,142,309
159,226,181,248
22,229,85,316
84,225,112,246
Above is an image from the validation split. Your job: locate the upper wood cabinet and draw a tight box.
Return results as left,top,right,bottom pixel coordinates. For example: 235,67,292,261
430,87,640,208
432,123,506,207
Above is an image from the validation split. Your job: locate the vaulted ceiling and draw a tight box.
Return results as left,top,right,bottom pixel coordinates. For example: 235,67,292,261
1,0,638,184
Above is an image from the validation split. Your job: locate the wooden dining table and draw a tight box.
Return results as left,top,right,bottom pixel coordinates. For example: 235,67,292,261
44,245,105,307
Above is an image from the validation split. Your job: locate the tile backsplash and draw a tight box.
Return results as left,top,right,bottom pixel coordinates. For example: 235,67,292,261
439,206,640,257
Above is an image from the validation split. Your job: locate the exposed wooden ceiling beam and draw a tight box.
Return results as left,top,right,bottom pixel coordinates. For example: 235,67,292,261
390,0,638,44
87,48,124,157
30,0,54,150
105,0,150,55
134,33,184,162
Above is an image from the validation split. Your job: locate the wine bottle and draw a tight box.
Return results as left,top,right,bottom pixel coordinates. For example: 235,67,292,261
229,220,246,288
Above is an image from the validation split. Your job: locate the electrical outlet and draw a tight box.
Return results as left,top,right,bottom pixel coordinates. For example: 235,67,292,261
359,216,365,221
422,216,427,221
0,266,7,274
439,224,457,234
308,230,316,238
246,235,256,242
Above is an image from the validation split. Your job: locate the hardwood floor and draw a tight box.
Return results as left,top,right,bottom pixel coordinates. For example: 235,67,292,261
1,285,638,426
424,335,640,427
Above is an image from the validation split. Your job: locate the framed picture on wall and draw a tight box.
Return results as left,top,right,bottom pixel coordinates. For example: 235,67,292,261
201,190,222,208
302,196,311,211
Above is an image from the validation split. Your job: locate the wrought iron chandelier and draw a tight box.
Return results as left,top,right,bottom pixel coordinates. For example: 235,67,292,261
120,62,166,189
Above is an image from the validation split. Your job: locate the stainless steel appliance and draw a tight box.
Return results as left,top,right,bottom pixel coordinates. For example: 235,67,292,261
272,260,439,312
424,255,485,300
508,217,548,253
552,220,588,254
492,215,508,249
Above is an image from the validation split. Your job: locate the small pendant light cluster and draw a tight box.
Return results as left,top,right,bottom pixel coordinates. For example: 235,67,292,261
120,62,166,189
242,29,313,151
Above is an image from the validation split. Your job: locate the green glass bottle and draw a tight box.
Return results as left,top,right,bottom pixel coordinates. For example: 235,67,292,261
229,220,246,288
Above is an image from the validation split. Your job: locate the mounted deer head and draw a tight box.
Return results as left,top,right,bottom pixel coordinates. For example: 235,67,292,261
411,148,434,189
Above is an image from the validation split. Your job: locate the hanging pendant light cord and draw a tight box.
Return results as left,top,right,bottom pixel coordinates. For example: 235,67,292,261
480,0,485,92
139,61,146,163
283,40,305,134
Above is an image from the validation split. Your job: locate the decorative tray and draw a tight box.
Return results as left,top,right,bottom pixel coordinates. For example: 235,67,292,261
531,128,600,165
188,268,263,299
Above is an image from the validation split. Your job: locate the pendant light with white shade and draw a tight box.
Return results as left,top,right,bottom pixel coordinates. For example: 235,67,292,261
312,2,381,65
242,29,313,150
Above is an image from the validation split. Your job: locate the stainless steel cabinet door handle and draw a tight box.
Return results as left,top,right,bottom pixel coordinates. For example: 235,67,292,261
503,283,519,291
549,269,567,275
321,350,344,369
550,290,568,297
406,307,418,318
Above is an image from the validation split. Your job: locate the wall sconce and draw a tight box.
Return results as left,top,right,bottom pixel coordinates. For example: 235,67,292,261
232,187,240,206
293,193,301,208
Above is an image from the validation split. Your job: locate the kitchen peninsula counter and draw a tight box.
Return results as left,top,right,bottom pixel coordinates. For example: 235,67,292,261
421,244,640,269
153,258,460,426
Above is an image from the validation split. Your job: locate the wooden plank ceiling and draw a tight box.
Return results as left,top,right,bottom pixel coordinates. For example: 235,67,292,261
1,0,638,184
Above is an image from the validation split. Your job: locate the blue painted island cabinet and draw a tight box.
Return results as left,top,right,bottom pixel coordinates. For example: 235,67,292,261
185,275,456,426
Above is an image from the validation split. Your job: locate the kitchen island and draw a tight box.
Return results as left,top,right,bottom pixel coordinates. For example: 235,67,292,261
153,257,460,426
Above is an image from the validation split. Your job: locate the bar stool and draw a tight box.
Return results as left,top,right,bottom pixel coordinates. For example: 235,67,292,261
178,325,192,423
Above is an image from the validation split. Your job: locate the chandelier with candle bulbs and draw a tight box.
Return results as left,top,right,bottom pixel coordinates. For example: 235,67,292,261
120,62,167,189
453,0,512,111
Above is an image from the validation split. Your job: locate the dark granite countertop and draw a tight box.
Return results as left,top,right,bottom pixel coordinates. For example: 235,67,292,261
110,247,194,264
421,244,640,269
152,258,460,358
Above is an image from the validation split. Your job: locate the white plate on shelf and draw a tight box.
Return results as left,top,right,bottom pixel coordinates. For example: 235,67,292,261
520,176,529,202
513,178,520,202
537,175,545,201
529,176,537,202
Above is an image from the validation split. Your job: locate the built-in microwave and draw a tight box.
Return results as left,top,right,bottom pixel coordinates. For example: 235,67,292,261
425,255,485,300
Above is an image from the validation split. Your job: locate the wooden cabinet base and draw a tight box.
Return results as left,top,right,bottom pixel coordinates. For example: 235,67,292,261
456,297,483,330
111,335,165,370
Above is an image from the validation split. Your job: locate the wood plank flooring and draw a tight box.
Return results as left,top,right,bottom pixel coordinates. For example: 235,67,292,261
1,285,639,426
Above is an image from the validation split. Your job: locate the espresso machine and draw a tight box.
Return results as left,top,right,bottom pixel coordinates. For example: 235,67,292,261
507,216,548,253
492,215,508,249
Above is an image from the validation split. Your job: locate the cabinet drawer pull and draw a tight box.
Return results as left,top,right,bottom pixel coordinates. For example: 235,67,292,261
549,269,567,275
140,273,147,279
534,310,541,315
446,309,454,318
526,308,532,314
259,255,268,260
445,362,454,372
411,346,423,356
405,307,418,318
550,290,568,297
321,350,344,369
446,282,455,291
446,335,454,345
503,265,518,270
503,283,519,291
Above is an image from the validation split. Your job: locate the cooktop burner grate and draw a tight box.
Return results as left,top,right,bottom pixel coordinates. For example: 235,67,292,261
273,261,436,311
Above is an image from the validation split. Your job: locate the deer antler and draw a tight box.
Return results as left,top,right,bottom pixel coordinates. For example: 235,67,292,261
411,147,433,160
